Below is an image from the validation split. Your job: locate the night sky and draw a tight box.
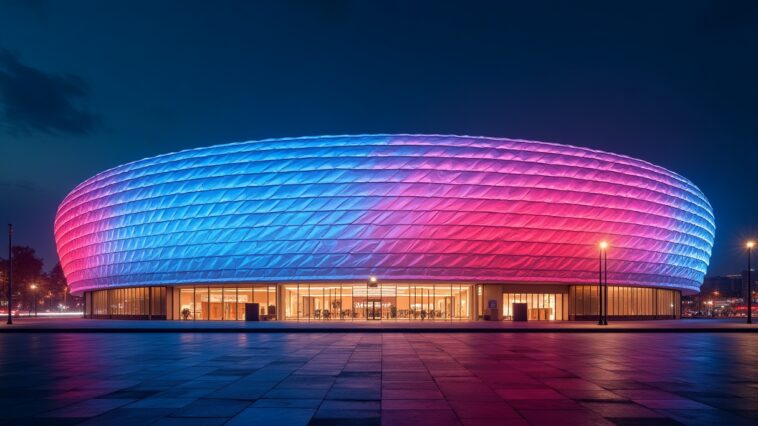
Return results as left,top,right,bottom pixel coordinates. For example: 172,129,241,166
1,1,756,277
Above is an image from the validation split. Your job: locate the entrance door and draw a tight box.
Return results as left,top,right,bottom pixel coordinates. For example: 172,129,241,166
367,300,382,320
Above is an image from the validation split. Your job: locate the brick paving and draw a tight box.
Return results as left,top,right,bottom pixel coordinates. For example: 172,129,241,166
0,332,756,425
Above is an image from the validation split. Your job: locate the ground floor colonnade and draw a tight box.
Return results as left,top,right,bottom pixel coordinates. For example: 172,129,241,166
82,283,681,321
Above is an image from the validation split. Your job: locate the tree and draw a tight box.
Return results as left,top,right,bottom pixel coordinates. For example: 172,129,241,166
10,246,44,284
6,246,45,312
0,248,80,312
48,263,70,308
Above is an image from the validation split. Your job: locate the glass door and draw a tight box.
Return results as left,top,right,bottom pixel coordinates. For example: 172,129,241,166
367,300,382,320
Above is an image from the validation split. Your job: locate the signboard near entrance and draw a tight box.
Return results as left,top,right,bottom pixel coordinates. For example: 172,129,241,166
512,303,528,321
245,303,260,321
486,299,499,321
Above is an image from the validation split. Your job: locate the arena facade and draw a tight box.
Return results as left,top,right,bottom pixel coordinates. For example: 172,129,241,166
54,135,715,321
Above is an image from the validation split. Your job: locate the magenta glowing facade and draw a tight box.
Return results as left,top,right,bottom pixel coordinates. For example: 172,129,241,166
54,135,714,321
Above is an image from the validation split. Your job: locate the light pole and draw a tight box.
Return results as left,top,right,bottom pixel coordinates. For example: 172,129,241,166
598,241,608,325
6,224,11,325
604,244,609,325
748,241,754,324
29,284,38,317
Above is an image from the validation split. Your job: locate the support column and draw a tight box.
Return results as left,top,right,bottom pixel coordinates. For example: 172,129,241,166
277,284,285,321
148,287,153,320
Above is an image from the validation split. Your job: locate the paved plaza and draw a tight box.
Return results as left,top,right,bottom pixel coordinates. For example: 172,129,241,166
0,332,757,425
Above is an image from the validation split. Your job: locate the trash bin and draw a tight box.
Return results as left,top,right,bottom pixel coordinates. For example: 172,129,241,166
245,303,260,321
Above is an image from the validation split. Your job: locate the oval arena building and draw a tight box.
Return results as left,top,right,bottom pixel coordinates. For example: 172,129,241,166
54,135,715,321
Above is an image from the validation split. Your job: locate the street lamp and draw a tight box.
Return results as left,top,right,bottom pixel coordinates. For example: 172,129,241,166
6,224,12,325
29,284,38,317
748,241,755,324
598,241,608,325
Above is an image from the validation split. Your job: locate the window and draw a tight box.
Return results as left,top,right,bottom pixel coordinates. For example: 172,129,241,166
569,286,680,319
178,285,277,321
283,283,472,321
88,286,167,319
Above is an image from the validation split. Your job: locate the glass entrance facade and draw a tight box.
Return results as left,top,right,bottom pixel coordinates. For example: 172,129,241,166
502,292,568,320
283,283,472,321
83,283,682,321
177,285,277,320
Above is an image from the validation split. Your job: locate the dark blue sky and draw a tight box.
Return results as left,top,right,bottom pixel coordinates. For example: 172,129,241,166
0,0,756,276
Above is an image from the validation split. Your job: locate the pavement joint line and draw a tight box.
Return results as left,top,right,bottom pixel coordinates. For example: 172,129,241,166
3,318,755,333
1,327,757,333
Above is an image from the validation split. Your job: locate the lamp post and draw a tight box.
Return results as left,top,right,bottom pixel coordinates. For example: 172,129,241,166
748,241,754,324
6,224,11,325
597,243,602,325
604,244,608,325
598,241,608,325
30,284,38,317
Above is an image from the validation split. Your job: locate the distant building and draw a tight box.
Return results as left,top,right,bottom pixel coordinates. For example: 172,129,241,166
742,269,758,300
701,274,743,298
683,271,758,317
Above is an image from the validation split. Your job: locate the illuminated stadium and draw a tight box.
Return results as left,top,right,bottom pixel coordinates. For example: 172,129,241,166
54,135,715,321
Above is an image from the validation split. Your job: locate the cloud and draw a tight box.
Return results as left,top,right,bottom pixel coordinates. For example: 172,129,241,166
0,49,99,135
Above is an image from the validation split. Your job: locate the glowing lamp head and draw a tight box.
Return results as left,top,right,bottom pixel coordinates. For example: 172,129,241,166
369,276,377,283
30,284,37,290
748,241,755,249
599,241,608,250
